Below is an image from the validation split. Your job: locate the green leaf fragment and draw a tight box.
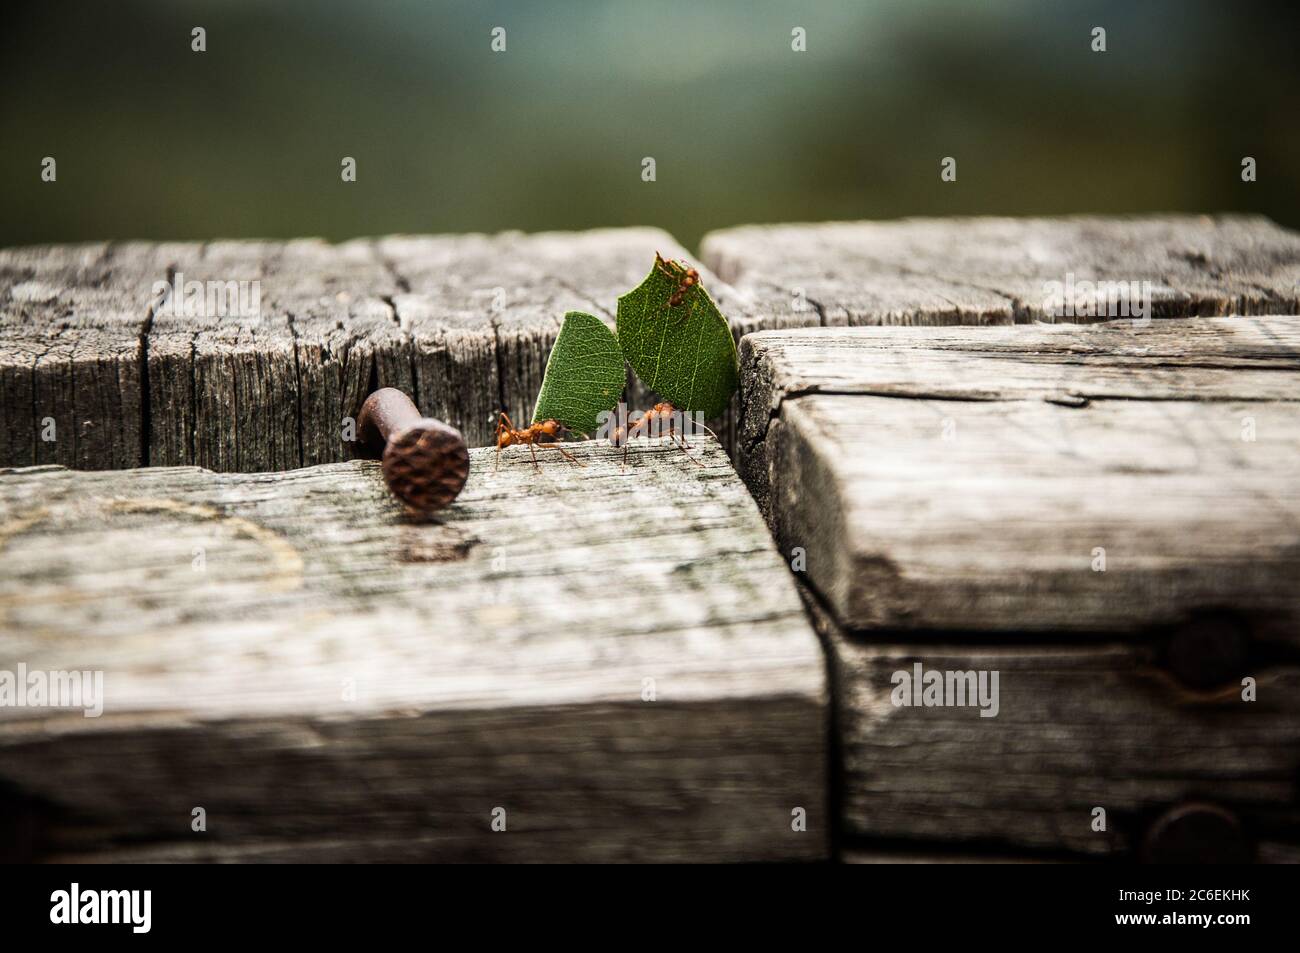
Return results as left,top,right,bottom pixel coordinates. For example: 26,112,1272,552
531,311,625,436
615,254,739,419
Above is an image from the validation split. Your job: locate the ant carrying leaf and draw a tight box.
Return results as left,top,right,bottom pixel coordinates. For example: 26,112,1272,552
608,402,717,469
616,256,739,420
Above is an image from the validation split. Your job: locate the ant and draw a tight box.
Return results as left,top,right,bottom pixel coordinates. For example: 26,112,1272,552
654,252,700,319
608,402,716,469
494,412,585,470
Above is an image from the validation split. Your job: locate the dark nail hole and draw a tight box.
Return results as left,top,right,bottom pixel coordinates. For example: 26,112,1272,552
1142,802,1253,864
1163,610,1250,692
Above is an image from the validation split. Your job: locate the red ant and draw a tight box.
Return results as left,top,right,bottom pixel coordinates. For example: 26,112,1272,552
654,252,700,318
494,412,585,470
608,402,716,468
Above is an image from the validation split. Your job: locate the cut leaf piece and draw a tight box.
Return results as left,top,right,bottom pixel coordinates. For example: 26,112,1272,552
531,311,625,436
616,255,738,418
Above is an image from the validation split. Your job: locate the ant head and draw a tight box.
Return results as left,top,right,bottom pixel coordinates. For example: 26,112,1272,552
539,419,563,437
653,402,676,416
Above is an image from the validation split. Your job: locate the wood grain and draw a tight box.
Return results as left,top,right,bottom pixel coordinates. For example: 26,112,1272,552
702,214,1300,326
9,215,1300,471
802,592,1300,859
1,229,761,471
0,439,826,862
739,318,1300,637
0,243,175,470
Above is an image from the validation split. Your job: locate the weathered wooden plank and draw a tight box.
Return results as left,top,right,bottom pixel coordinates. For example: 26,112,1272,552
0,440,826,862
9,217,1300,470
146,238,403,472
702,215,1300,326
740,314,1300,860
3,229,772,471
738,317,1300,484
740,318,1300,637
0,243,176,469
802,594,1300,860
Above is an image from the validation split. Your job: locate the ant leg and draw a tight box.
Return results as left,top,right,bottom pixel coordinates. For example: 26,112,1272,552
663,419,691,450
528,442,541,472
493,414,511,471
657,419,705,466
613,429,634,470
677,439,706,467
670,431,706,467
536,442,586,467
678,413,718,445
693,420,719,441
621,430,644,467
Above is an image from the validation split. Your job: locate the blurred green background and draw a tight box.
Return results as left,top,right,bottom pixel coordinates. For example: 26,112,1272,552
2,0,1297,253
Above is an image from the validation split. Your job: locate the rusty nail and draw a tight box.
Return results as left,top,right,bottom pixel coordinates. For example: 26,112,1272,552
357,388,469,513
1141,802,1253,864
